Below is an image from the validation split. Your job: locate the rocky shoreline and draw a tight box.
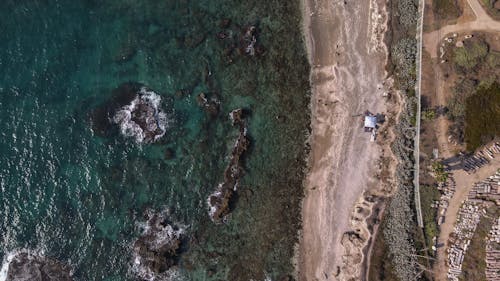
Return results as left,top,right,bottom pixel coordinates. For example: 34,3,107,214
3,252,72,281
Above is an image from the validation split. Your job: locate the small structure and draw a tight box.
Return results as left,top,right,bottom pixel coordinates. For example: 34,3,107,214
364,113,377,132
364,111,378,142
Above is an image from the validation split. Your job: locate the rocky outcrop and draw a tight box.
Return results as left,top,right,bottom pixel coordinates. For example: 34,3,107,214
207,109,250,223
131,210,184,280
5,253,72,281
90,82,168,143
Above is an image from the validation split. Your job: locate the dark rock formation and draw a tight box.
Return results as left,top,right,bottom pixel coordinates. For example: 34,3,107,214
90,82,168,143
207,109,250,223
132,210,185,280
5,253,72,281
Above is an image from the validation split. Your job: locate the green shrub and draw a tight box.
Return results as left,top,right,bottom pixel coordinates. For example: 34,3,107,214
465,82,500,151
431,161,448,183
420,185,441,253
422,109,436,120
486,51,500,68
447,79,477,120
454,39,489,69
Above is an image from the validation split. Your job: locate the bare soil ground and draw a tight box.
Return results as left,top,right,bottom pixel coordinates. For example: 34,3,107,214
298,0,392,280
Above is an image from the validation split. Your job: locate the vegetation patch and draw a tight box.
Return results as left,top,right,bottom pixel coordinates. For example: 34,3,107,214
444,36,500,147
369,216,400,281
432,0,461,20
464,82,500,151
481,0,500,20
431,161,449,183
453,39,489,70
420,185,440,255
371,0,423,280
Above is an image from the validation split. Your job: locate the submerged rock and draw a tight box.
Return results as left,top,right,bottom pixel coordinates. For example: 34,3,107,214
131,210,185,280
207,109,250,223
216,21,265,63
196,92,220,117
241,26,258,56
5,253,72,281
90,83,168,143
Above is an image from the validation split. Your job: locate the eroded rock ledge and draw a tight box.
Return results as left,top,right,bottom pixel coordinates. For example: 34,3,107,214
207,108,250,223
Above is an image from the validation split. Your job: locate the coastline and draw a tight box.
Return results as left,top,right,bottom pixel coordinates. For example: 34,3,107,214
298,0,394,280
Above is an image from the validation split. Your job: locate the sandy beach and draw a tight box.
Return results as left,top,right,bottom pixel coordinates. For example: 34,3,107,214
298,0,391,280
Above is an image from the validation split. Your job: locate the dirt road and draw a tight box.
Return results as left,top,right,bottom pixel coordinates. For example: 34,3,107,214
299,0,388,280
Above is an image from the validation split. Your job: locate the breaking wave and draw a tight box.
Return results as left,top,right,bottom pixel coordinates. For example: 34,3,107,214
113,87,168,143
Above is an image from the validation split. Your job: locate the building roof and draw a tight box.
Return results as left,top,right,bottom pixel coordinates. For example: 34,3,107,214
364,116,377,128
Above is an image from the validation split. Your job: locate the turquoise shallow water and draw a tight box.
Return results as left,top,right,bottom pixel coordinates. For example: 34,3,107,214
0,1,310,280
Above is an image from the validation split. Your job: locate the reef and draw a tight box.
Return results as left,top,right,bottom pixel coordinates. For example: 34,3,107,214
90,82,168,143
131,210,185,280
5,253,72,281
207,108,250,223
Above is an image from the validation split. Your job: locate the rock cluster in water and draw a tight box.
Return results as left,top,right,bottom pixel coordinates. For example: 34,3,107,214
196,92,220,117
91,82,168,143
5,253,72,281
131,210,185,280
216,21,265,63
207,108,250,223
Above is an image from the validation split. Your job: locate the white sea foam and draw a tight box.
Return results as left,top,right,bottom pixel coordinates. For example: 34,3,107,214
0,251,17,281
113,87,168,143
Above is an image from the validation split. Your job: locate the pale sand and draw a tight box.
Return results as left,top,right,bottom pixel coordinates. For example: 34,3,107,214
298,0,390,280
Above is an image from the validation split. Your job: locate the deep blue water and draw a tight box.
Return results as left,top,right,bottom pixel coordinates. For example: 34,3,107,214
0,1,310,280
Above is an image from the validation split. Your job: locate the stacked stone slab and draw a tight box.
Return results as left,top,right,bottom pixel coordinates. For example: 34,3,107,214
468,170,500,205
437,177,456,225
447,202,483,280
486,218,500,281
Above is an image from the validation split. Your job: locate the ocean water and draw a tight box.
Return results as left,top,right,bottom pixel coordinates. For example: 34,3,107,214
0,1,310,281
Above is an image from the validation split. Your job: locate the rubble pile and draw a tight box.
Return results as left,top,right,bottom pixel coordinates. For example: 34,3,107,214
436,177,456,225
447,202,483,280
468,170,500,205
